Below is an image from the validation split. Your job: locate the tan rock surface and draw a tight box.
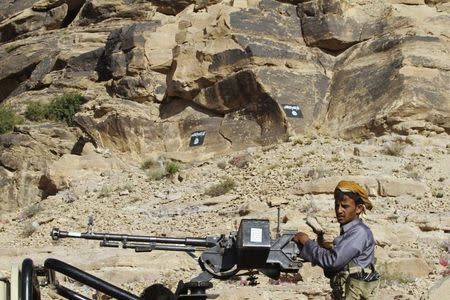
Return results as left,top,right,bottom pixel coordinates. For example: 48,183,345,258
1,0,450,298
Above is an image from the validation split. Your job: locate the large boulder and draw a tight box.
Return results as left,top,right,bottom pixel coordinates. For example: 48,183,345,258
73,0,157,26
323,3,450,137
297,0,390,52
0,29,108,103
98,21,169,102
38,152,126,198
380,257,432,278
0,124,83,212
0,0,87,43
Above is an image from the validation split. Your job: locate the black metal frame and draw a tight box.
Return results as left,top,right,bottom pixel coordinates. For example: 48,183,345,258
19,258,140,300
19,258,215,300
21,258,41,300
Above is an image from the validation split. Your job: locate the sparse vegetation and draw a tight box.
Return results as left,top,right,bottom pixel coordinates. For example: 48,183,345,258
49,91,83,126
307,167,327,179
17,204,42,221
330,155,342,162
145,160,181,180
25,102,51,121
229,154,251,168
205,177,236,197
98,185,112,198
284,170,293,178
21,221,38,238
165,160,181,175
286,159,303,169
266,163,279,170
25,91,83,126
383,142,404,156
404,162,415,172
407,172,420,181
0,105,23,134
432,190,444,198
217,161,227,169
141,158,158,170
148,169,166,181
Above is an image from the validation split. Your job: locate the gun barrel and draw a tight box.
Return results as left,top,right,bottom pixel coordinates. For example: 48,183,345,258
51,228,213,247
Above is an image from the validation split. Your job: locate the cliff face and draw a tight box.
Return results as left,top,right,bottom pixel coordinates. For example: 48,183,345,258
0,0,449,210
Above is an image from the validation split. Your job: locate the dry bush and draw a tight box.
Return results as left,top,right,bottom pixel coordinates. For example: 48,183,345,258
148,169,166,181
383,142,405,156
217,161,227,169
18,204,42,221
307,168,327,179
205,177,236,197
229,154,251,168
21,221,38,237
141,158,158,170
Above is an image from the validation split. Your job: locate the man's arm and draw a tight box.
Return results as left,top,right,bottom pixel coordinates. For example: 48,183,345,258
296,228,367,271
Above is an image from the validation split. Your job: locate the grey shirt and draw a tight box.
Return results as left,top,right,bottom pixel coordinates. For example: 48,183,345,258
299,218,376,273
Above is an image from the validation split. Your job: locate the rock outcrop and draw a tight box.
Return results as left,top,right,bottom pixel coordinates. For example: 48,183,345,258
0,0,449,210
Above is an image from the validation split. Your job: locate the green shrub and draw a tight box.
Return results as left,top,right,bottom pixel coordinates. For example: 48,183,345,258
24,91,83,126
0,105,23,134
205,177,236,197
165,161,181,174
25,102,50,121
49,92,83,126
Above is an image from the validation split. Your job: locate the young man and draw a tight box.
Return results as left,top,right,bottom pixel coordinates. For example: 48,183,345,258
293,181,380,300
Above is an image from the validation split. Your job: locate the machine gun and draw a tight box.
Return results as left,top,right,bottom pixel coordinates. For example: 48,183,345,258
47,216,303,299
1,214,303,300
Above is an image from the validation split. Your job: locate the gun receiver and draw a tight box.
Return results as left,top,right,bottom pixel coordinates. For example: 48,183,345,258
51,219,302,281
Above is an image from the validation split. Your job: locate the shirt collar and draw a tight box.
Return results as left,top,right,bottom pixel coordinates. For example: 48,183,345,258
340,218,362,234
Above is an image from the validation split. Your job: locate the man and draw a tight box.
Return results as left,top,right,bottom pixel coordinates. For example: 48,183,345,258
293,181,380,300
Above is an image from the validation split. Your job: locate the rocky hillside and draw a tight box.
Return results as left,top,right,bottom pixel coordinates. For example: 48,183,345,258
0,0,449,299
1,0,449,211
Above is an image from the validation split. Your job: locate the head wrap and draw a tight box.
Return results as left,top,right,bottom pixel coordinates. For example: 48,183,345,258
335,180,372,210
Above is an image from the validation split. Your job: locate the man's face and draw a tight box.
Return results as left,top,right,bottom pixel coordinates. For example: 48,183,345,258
335,195,362,225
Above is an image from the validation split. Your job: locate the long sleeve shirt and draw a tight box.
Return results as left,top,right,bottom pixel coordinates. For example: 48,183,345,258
299,218,376,273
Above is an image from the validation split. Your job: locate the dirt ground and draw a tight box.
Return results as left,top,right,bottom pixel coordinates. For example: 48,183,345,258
1,133,449,299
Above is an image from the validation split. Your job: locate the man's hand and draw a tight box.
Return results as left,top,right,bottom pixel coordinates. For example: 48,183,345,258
292,232,310,246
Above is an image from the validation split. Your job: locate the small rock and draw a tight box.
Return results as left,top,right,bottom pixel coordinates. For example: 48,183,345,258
166,192,183,201
267,196,288,207
63,190,78,203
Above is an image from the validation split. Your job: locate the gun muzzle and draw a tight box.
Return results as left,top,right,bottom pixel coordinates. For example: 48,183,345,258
51,228,60,240
51,228,81,240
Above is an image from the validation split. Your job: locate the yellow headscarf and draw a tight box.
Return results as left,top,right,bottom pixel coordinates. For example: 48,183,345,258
336,180,373,210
